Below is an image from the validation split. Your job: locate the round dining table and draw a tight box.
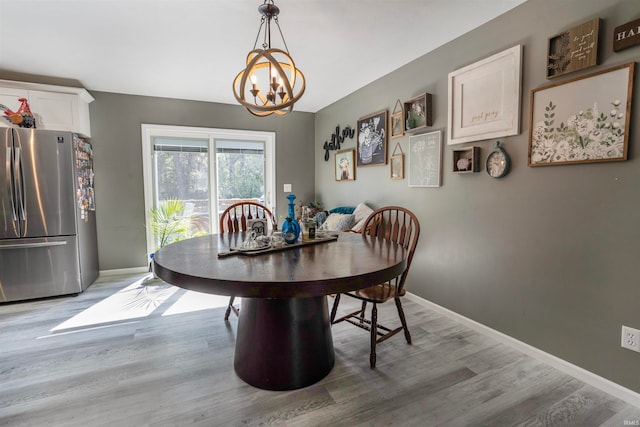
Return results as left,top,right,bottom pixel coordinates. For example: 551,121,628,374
153,231,406,391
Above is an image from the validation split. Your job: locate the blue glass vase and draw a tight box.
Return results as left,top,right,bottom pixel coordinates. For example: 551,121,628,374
281,194,300,244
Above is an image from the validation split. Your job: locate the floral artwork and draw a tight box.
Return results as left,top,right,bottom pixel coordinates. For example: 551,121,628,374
356,110,388,167
409,131,441,187
528,63,634,166
531,100,625,163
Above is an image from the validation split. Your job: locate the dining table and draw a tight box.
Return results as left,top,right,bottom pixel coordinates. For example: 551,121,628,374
153,231,407,391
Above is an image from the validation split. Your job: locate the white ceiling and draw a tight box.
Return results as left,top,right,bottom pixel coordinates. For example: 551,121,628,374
0,0,527,113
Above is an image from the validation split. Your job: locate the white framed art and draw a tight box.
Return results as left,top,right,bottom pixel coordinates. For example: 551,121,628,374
447,44,522,145
409,130,442,187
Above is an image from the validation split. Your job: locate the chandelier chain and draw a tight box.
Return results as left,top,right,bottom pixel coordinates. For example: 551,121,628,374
254,16,266,50
273,17,290,54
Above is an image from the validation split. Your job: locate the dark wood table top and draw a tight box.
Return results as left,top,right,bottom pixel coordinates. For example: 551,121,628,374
153,232,407,298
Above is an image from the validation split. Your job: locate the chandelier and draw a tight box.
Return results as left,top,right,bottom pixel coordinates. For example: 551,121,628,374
232,0,305,117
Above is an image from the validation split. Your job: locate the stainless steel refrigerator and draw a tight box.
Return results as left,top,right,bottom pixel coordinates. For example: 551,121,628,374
1,128,98,302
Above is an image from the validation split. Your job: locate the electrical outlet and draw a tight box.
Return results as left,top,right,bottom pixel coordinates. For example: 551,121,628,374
283,184,292,192
621,326,640,352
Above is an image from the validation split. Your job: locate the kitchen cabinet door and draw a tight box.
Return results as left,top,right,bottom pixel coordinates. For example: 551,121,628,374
0,87,29,126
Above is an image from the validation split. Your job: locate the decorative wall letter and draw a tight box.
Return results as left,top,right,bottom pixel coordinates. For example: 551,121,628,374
323,125,355,161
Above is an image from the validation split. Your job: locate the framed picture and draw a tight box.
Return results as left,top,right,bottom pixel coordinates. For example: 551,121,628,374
390,99,404,139
335,149,355,181
356,110,388,167
409,130,442,187
390,142,404,180
529,62,634,166
247,218,268,236
448,45,522,145
404,93,433,133
452,147,480,173
390,155,404,180
547,18,599,79
390,111,404,139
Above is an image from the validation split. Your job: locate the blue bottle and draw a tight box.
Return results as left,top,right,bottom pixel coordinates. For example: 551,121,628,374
281,194,300,244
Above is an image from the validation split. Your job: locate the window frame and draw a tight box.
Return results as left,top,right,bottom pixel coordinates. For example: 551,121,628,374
141,124,276,256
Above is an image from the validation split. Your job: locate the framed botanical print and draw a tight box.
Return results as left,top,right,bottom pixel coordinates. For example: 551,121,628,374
528,62,634,166
335,149,355,181
409,130,442,187
356,110,388,167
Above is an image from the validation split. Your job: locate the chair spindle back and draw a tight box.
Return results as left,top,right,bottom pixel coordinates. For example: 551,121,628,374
219,201,275,234
362,206,420,292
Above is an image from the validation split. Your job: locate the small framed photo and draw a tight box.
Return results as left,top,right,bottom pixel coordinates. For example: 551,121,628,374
390,154,404,180
404,93,432,133
390,142,404,180
390,111,404,139
356,110,388,167
408,130,442,187
247,218,268,236
335,149,355,181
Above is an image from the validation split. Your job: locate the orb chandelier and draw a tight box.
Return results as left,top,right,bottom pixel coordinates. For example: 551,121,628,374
232,0,305,117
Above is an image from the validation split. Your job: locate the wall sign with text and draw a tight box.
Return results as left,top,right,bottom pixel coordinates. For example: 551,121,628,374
323,125,354,161
614,18,640,52
547,18,600,79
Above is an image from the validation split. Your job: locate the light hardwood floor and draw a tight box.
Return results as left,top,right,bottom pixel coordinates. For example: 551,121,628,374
1,273,639,427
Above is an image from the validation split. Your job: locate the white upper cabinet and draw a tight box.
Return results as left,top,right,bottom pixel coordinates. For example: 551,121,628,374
0,80,94,137
0,87,29,108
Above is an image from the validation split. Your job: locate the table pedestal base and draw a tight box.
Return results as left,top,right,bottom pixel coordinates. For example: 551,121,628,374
234,296,334,390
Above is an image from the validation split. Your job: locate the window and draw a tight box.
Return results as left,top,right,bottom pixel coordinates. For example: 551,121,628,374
141,125,275,255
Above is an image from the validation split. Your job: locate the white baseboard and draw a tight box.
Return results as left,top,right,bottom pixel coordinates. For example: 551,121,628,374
405,292,640,408
99,266,149,276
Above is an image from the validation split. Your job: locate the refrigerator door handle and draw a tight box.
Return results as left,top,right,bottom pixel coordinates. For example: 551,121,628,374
6,146,17,221
14,147,27,221
0,241,67,250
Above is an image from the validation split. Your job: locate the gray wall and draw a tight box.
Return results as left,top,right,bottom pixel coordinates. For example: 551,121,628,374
314,0,640,393
88,92,315,270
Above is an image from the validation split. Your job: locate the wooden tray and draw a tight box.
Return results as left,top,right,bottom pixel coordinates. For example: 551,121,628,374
217,235,339,258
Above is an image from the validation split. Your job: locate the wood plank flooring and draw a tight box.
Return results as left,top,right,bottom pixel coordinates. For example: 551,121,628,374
1,273,639,426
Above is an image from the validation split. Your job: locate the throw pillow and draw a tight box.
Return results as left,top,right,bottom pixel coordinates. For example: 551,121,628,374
352,202,373,223
351,203,374,232
320,213,355,231
329,206,355,215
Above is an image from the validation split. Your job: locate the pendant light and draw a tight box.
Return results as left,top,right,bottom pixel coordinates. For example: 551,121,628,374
232,0,305,117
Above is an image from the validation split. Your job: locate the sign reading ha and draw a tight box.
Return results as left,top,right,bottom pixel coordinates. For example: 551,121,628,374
614,18,640,52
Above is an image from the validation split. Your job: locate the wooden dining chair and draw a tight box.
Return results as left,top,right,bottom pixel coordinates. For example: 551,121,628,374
330,206,420,368
219,201,275,321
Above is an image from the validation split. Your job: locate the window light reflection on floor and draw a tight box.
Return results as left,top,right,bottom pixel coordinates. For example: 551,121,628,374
50,275,229,332
161,290,230,316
